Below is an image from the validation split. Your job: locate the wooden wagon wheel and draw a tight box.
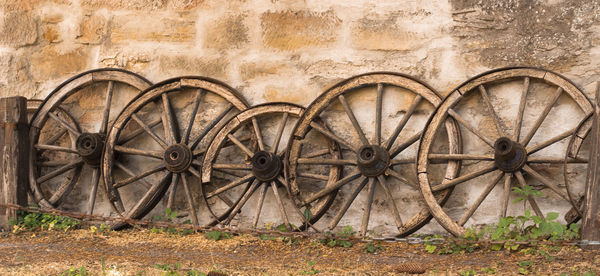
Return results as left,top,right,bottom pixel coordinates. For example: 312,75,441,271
103,77,249,224
563,113,593,222
417,67,593,236
287,72,460,237
200,102,331,230
29,68,151,214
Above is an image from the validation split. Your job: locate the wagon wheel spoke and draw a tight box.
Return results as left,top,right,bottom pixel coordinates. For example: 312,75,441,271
525,126,577,155
501,173,513,218
522,164,569,201
431,163,497,192
131,114,168,149
339,94,369,146
301,148,331,159
513,77,530,141
361,178,377,237
389,131,422,158
514,171,544,217
99,81,114,134
428,154,495,162
272,113,289,153
448,109,495,147
166,173,179,210
206,173,255,199
190,104,234,151
478,85,506,137
35,144,78,154
36,159,83,184
224,180,261,225
377,175,403,229
521,87,563,147
384,95,422,150
375,84,383,145
252,117,265,151
161,93,180,144
46,129,69,146
309,121,357,152
182,89,204,144
303,172,364,205
86,168,101,215
296,158,356,166
271,181,291,229
296,172,329,181
458,171,504,226
227,134,255,158
527,157,588,163
124,172,172,218
115,161,152,189
252,183,269,228
37,160,74,167
328,176,369,230
48,112,81,138
212,163,252,170
389,158,415,166
181,173,199,226
117,118,162,145
114,165,166,189
386,168,419,189
114,145,162,159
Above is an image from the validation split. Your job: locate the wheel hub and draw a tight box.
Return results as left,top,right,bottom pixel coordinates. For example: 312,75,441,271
163,144,192,173
76,133,105,166
494,137,527,172
251,151,282,182
357,145,390,177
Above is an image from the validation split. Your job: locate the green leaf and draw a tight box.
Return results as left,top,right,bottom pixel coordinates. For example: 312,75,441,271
545,212,559,221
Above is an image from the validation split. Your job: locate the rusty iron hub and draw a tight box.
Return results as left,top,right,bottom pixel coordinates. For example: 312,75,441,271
494,137,527,172
357,145,390,177
76,133,105,166
251,151,282,182
163,144,193,173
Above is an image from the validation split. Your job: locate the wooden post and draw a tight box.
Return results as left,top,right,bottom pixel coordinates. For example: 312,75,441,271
0,96,29,230
581,82,600,250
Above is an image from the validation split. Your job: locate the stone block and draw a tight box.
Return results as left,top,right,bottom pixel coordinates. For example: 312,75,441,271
0,11,38,47
204,14,248,49
158,55,228,79
30,46,89,81
261,10,341,50
110,15,195,43
42,25,61,43
77,14,108,44
352,16,422,51
80,0,166,10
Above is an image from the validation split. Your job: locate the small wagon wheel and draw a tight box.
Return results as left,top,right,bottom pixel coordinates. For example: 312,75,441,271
29,68,151,214
563,113,593,222
200,102,331,230
287,72,460,237
417,67,593,236
103,77,249,224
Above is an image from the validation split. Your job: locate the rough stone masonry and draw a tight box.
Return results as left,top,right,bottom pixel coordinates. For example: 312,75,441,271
1,0,600,234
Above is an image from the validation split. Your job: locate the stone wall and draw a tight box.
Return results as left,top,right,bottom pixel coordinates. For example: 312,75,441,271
2,0,600,235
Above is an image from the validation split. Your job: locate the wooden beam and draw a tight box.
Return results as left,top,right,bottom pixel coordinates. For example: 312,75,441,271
0,96,29,230
581,82,600,250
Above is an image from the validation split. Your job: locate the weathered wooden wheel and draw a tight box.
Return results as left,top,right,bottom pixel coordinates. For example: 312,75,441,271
287,72,460,237
417,67,593,236
201,103,328,230
563,113,593,222
29,68,151,214
103,77,249,224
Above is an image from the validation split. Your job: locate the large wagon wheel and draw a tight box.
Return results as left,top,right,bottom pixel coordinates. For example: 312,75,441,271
103,77,249,224
287,72,460,237
200,103,340,229
417,67,593,236
29,69,151,214
563,113,593,222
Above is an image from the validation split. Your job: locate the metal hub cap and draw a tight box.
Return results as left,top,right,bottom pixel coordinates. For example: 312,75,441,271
251,151,282,182
76,133,105,166
357,145,390,177
494,137,527,172
163,144,192,173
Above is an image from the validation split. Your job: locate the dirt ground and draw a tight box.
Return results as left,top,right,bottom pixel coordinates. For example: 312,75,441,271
0,229,598,275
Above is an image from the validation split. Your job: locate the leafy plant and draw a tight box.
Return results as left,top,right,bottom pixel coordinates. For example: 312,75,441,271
512,186,543,212
11,210,79,233
300,260,320,275
320,226,355,248
460,269,476,276
205,231,233,241
363,242,384,253
480,267,497,274
517,260,533,275
60,266,88,276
